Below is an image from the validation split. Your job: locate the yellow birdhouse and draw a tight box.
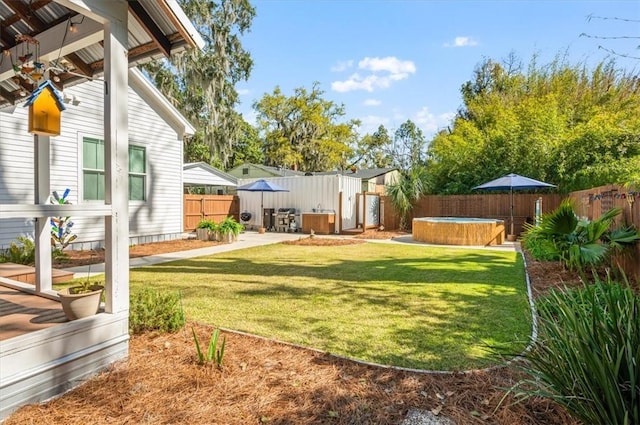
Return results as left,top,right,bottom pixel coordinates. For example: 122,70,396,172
24,80,66,136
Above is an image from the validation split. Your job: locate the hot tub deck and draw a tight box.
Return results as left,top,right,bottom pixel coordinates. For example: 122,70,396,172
412,217,505,246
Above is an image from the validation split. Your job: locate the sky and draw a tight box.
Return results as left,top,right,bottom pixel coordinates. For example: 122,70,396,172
235,0,640,139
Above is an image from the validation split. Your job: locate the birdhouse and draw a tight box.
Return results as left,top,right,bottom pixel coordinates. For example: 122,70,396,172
23,80,66,136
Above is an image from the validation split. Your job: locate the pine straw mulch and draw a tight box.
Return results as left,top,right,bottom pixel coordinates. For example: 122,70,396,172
7,234,585,425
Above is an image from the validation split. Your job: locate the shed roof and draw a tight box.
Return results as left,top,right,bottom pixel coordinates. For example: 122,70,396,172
184,162,238,187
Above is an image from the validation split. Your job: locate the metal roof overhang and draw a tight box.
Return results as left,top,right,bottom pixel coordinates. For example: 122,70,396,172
0,0,203,106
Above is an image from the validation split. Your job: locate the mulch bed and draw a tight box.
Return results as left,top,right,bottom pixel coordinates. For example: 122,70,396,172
6,235,584,424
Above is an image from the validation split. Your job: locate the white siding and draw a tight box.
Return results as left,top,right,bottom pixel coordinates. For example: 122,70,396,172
237,175,360,233
0,79,183,249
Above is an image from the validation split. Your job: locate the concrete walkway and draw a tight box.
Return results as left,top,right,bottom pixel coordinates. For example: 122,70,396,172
66,231,305,279
65,231,518,279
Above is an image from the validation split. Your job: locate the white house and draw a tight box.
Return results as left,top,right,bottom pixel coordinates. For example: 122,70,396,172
0,68,195,249
0,0,203,420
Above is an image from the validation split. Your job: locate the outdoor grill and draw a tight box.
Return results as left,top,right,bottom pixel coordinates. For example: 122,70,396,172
275,208,297,232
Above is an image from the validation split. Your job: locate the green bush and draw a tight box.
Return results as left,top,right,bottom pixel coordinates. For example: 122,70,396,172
522,199,639,274
0,236,36,265
219,216,243,237
129,287,185,334
520,224,559,261
518,276,640,425
196,219,218,231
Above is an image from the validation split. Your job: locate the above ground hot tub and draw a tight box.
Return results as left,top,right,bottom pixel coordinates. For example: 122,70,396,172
412,217,505,246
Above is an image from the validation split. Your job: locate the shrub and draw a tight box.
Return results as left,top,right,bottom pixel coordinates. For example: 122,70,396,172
520,223,558,261
129,288,185,334
219,216,243,237
522,199,639,274
0,236,36,265
196,219,218,231
192,327,226,368
518,276,640,425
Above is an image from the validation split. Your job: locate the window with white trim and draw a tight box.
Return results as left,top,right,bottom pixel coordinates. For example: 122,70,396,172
82,137,147,201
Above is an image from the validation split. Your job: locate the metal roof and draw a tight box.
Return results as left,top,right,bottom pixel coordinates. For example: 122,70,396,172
0,0,203,107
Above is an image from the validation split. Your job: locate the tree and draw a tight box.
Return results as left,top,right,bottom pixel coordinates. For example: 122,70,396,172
227,118,264,168
143,0,255,166
253,83,359,172
390,120,428,172
386,166,430,230
426,56,640,194
350,125,393,169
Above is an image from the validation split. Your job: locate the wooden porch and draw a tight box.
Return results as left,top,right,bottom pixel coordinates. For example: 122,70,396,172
0,284,67,341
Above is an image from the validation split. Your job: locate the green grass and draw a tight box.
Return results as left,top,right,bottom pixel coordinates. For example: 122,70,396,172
123,242,531,371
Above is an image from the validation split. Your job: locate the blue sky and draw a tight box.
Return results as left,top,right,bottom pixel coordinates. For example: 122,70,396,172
236,1,640,139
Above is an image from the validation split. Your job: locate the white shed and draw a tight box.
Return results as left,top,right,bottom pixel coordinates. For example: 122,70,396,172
238,174,363,233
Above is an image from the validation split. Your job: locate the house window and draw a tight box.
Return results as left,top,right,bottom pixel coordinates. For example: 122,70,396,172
82,137,105,201
242,167,249,175
128,145,146,201
82,137,147,201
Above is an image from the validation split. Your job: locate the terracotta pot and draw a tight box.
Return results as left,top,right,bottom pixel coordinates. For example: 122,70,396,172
58,285,104,321
258,227,266,234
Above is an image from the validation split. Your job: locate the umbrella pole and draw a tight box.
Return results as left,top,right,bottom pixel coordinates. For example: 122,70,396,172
261,192,264,229
510,188,514,237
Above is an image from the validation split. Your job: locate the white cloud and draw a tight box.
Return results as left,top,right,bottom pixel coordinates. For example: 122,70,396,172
237,88,250,96
443,36,478,48
363,98,381,106
330,60,354,72
358,57,416,74
413,107,456,137
331,56,416,93
332,73,391,92
356,115,391,135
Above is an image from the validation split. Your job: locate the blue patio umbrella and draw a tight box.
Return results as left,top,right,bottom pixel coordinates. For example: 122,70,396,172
472,173,556,236
237,179,289,229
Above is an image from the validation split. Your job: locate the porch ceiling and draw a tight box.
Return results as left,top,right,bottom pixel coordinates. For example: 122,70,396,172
0,0,202,106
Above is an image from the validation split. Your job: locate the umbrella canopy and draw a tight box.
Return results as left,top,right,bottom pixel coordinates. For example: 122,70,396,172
472,173,556,236
237,179,289,229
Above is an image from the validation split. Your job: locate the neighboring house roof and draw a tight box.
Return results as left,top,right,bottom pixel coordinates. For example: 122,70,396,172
316,167,398,180
129,68,195,138
232,163,306,177
184,162,238,186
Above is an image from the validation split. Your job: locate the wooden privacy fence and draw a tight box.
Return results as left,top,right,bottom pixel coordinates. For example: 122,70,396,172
183,195,239,231
380,184,638,280
407,193,562,236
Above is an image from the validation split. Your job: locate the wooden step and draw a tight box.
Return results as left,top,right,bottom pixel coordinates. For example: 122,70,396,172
0,263,74,284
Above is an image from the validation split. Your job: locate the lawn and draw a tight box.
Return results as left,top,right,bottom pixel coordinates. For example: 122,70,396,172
128,242,531,371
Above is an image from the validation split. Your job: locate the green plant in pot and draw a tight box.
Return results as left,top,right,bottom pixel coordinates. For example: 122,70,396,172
57,261,104,321
218,216,243,243
196,219,219,241
58,282,104,320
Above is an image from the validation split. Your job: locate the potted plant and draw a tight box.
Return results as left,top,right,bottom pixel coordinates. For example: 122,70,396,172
218,216,243,243
58,279,104,321
196,219,219,241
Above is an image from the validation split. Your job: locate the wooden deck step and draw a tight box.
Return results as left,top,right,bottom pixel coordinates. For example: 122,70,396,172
0,263,74,284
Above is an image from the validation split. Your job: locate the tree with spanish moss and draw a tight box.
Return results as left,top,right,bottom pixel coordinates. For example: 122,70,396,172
143,0,255,167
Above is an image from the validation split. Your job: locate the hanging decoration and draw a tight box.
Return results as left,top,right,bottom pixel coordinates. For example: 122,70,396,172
10,34,46,83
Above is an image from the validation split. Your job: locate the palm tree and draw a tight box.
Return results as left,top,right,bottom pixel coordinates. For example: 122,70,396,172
385,167,430,230
534,199,639,275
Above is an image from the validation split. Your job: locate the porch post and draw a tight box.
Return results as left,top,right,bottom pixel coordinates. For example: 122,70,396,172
103,1,129,314
34,135,52,293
